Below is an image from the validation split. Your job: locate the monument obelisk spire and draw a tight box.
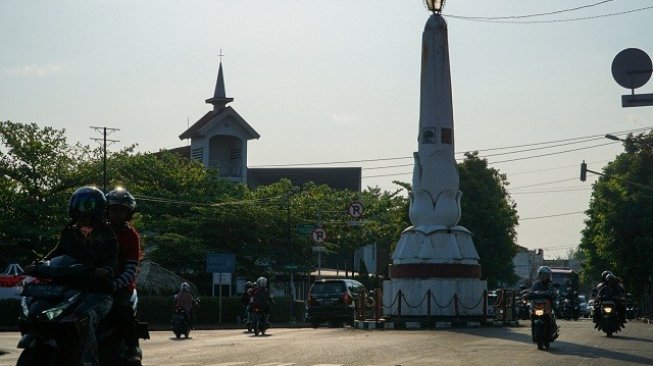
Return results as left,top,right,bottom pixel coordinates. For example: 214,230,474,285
382,2,487,322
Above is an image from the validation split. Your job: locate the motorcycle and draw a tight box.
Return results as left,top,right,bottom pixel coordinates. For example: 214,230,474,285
597,299,622,337
518,298,531,320
98,289,149,365
517,286,530,320
529,292,559,350
251,303,268,336
625,305,637,320
172,306,191,339
242,305,254,333
16,255,149,366
561,298,572,320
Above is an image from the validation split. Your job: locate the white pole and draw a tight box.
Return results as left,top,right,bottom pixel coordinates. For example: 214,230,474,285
219,273,223,325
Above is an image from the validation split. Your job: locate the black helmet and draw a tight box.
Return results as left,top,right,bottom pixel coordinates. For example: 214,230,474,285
601,270,613,282
106,187,136,219
69,186,106,222
537,266,552,282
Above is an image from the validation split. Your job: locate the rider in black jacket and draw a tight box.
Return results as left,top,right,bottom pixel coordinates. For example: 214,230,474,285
44,187,118,366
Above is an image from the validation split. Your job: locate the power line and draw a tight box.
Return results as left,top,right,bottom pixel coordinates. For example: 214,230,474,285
447,0,615,20
520,210,586,221
446,5,653,24
510,177,580,190
511,188,590,195
134,194,283,208
509,159,611,176
251,126,650,169
488,141,617,165
361,141,616,179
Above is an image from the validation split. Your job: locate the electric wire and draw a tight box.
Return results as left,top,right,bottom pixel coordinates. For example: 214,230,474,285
250,125,650,169
519,210,585,221
446,5,653,24
446,0,615,20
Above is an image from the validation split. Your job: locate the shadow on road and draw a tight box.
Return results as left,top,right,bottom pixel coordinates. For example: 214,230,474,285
447,324,653,365
169,336,193,341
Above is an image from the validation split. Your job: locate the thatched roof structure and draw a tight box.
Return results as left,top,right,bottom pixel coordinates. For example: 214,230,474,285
136,259,195,296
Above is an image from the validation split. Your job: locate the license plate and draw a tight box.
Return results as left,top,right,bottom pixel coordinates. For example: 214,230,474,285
21,283,67,298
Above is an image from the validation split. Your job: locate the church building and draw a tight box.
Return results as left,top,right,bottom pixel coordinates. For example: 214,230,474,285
173,59,361,192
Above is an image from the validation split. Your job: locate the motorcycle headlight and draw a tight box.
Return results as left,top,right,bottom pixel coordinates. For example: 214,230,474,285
40,293,80,321
535,309,544,316
603,306,613,314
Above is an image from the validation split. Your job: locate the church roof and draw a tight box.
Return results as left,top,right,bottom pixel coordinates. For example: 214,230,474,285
178,106,260,140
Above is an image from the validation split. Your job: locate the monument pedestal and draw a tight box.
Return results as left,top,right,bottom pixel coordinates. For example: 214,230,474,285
383,227,487,318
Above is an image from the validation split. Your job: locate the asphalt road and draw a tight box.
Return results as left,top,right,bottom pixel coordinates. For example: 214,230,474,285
1,319,653,366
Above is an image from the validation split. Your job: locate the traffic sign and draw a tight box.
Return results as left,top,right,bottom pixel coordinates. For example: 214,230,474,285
206,253,235,273
212,272,232,284
348,201,364,218
312,227,327,243
312,246,327,252
296,223,314,235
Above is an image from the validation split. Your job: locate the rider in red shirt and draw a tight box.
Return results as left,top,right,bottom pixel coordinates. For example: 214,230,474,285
106,187,142,365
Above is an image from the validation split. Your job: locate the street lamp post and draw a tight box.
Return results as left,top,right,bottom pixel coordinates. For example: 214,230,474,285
605,134,624,142
286,188,300,323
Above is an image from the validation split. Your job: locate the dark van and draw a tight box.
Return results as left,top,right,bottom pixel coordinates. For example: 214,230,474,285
306,279,366,328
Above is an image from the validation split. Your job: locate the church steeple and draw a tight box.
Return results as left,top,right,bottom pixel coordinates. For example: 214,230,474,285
205,51,234,111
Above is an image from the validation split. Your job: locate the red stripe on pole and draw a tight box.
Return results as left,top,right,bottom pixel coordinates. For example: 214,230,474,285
389,263,481,279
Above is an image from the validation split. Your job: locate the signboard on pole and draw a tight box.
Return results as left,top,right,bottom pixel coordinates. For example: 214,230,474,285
212,272,232,285
311,227,327,243
348,201,364,218
296,223,315,236
206,253,235,273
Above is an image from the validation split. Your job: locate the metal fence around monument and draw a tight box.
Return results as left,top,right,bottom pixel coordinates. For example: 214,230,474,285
355,288,519,325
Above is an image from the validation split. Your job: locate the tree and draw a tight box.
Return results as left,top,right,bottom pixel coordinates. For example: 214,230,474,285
0,121,92,261
458,152,519,288
579,132,653,297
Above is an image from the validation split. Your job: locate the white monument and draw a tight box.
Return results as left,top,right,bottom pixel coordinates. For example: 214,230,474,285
383,1,487,320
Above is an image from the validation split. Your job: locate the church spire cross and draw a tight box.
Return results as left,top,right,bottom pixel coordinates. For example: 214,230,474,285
205,49,234,110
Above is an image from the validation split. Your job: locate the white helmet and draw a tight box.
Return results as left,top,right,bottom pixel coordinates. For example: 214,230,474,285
256,277,268,289
180,282,191,292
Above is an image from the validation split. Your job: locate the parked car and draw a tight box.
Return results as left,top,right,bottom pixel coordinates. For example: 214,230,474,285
578,294,590,318
305,279,366,328
588,299,595,318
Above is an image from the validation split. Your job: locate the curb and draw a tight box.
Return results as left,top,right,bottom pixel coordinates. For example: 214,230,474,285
354,319,519,329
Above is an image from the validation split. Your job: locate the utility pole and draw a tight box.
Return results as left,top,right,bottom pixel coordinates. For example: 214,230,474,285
90,126,119,192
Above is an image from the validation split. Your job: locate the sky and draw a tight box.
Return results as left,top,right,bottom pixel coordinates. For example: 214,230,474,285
2,1,653,259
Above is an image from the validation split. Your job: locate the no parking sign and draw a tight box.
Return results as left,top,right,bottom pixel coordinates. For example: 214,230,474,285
312,227,327,243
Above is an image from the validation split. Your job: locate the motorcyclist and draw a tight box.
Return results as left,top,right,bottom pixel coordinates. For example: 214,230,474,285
597,273,627,325
44,186,118,366
592,270,613,298
528,266,559,334
241,281,254,325
174,282,194,328
106,187,142,364
251,277,273,326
